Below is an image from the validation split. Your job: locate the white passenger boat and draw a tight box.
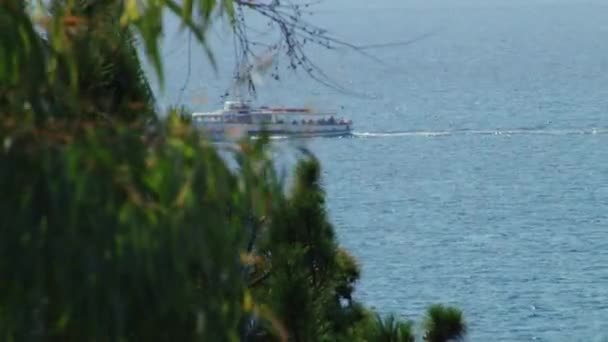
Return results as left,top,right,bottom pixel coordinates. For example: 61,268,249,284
192,98,353,140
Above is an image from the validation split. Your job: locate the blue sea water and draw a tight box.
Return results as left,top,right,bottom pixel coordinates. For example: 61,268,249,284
153,1,608,340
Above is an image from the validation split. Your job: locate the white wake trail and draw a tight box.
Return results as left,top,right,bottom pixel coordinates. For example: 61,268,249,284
352,128,608,138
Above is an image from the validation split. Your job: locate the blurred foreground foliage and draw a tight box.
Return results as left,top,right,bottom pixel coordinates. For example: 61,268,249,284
0,0,466,341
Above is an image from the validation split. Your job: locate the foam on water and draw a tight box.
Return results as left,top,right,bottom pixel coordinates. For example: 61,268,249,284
353,128,608,138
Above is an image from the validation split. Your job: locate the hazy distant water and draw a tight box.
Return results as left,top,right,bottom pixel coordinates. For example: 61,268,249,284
152,1,608,340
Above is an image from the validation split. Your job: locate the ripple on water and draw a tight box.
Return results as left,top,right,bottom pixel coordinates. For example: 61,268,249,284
308,130,608,341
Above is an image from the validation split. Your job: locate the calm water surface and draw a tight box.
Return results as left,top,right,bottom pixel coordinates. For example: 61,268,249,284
154,1,608,340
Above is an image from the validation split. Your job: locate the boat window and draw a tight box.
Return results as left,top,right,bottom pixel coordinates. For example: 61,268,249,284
236,115,252,124
253,114,272,123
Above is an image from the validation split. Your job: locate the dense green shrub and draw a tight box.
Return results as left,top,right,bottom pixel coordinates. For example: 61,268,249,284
0,116,251,340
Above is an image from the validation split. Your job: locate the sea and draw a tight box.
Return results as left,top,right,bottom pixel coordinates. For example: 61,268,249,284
149,1,608,340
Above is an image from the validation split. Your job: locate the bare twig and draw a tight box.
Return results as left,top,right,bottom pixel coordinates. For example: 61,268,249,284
176,31,192,105
227,0,384,98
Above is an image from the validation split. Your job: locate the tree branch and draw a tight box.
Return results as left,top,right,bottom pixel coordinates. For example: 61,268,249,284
249,269,271,287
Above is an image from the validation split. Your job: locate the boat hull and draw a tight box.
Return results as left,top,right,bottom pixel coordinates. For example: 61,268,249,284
194,122,353,140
